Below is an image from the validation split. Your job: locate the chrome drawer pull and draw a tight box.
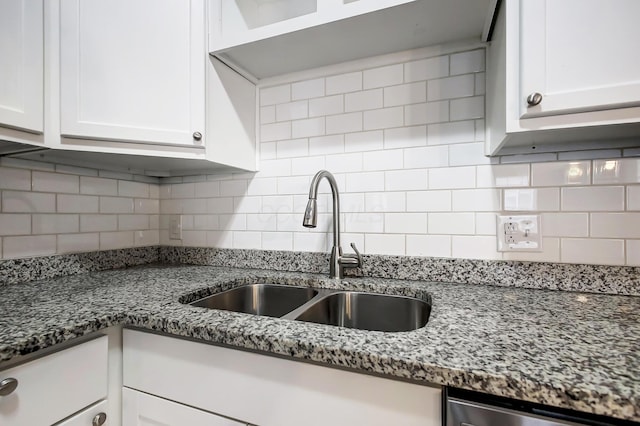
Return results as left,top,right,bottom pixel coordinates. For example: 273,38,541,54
0,378,18,396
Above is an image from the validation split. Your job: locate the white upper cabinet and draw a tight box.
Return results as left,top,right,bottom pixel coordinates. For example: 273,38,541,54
59,0,206,147
210,0,493,80
519,0,640,119
0,0,44,133
486,0,640,155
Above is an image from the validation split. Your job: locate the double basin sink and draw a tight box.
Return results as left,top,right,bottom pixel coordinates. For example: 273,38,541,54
189,284,430,332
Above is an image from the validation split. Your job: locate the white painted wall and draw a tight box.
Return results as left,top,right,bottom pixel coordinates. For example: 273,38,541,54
159,47,640,267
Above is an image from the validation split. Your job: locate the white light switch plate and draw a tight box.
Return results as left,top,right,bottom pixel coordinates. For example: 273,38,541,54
496,214,542,252
169,215,182,240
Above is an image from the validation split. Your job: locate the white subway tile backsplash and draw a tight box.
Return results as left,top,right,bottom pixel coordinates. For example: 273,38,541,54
326,112,363,134
503,188,560,211
385,169,428,191
345,172,384,192
81,214,118,232
293,232,330,252
57,233,99,253
80,176,118,196
276,100,308,121
406,190,451,212
452,189,501,212
384,82,426,107
260,84,290,106
207,230,233,248
276,214,301,232
541,213,589,237
246,214,277,231
309,95,344,117
2,191,55,213
627,240,640,266
232,231,262,249
561,238,625,265
449,142,489,167
475,213,498,235
476,164,530,188
363,64,403,89
134,230,159,247
219,214,247,231
32,172,79,194
33,214,78,234
475,73,486,95
363,107,404,130
427,75,474,101
452,236,501,259
277,139,309,159
3,235,56,258
99,196,133,214
365,192,406,212
195,181,220,198
531,161,591,186
406,234,451,257
261,142,277,160
404,56,449,82
628,186,640,210
170,183,195,199
0,167,31,190
363,150,402,171
427,120,475,145
385,213,427,233
591,213,640,238
404,145,449,169
118,214,149,231
234,196,263,214
562,186,624,211
292,117,326,138
292,78,325,100
326,71,362,95
135,199,159,214
261,231,293,250
0,214,31,235
450,50,485,75
593,158,640,184
118,180,149,198
345,89,383,112
345,131,384,152
291,156,326,176
260,105,276,124
326,152,364,173
345,212,384,233
404,101,449,126
384,126,427,149
277,176,310,195
365,233,405,255
100,231,133,250
503,237,560,263
429,166,476,189
428,212,475,235
261,122,292,142
450,96,484,121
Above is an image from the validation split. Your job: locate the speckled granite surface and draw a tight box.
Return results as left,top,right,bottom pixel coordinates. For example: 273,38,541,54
161,246,640,296
0,264,638,422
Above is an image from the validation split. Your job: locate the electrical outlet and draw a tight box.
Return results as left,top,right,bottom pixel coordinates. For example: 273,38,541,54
496,214,542,252
169,215,182,240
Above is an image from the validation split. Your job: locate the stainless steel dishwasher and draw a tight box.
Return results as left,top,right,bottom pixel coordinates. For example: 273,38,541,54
445,388,640,426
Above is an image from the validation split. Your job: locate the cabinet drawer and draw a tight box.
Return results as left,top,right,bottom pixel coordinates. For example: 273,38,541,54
0,336,108,426
55,400,108,426
123,329,441,426
123,387,245,426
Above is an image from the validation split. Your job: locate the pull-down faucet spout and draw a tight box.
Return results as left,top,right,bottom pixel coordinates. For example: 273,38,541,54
303,170,361,279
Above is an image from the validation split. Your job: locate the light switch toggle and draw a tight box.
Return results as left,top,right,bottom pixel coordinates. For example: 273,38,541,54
169,215,182,240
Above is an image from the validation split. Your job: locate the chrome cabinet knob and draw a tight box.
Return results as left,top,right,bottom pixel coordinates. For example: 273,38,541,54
0,378,18,396
193,131,203,141
92,412,107,426
526,92,543,106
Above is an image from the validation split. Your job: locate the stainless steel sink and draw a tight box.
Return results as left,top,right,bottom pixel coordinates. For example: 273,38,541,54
191,284,318,318
293,292,430,332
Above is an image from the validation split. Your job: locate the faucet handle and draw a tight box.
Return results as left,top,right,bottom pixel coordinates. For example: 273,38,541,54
350,242,362,267
340,242,362,268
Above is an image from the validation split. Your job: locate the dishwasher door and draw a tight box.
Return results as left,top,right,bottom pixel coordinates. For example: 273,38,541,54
447,397,586,426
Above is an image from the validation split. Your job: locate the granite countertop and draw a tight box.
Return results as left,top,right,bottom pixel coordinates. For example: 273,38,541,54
0,264,638,422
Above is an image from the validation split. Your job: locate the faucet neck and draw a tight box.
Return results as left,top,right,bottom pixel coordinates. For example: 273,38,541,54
308,170,341,278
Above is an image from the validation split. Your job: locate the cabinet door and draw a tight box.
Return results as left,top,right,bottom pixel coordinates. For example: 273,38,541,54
122,387,245,426
0,0,43,133
519,0,640,119
60,0,205,146
54,400,108,426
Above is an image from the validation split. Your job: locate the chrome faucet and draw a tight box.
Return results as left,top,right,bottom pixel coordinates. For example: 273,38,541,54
303,170,362,279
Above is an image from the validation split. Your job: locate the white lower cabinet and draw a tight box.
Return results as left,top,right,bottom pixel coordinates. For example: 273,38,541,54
122,329,441,426
123,387,245,426
0,336,108,426
55,400,108,426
